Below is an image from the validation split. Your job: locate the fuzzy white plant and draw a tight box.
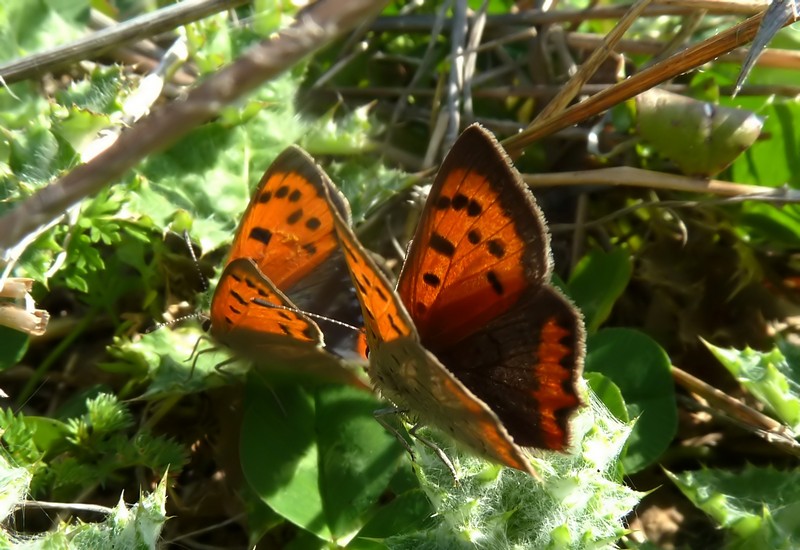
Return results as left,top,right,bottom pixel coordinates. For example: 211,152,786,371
386,387,640,550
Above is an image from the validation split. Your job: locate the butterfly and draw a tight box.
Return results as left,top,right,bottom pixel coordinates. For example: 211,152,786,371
208,146,367,386
326,124,585,476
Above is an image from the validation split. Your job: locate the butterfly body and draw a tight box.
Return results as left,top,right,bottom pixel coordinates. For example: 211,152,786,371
208,146,366,385
330,125,584,476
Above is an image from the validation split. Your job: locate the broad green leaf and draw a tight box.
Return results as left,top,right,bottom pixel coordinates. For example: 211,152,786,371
568,248,632,333
315,385,403,540
350,489,434,549
585,371,629,423
241,377,330,540
585,328,676,473
668,465,800,550
242,377,402,543
705,340,800,431
637,88,763,177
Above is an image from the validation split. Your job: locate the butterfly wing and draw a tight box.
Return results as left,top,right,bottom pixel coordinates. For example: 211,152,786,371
397,125,551,350
210,258,365,384
209,146,365,377
227,146,351,290
398,124,583,451
326,184,537,476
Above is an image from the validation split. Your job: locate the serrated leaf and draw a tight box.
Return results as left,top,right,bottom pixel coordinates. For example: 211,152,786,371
668,465,800,549
705,341,800,431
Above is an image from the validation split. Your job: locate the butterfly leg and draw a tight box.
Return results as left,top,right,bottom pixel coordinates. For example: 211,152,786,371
373,408,458,482
186,336,238,382
408,424,458,482
373,407,417,460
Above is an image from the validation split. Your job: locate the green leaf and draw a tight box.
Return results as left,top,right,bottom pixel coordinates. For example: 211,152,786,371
351,489,434,548
667,465,800,549
568,248,632,333
705,340,800,431
24,416,70,457
637,88,763,176
315,385,404,539
730,98,800,187
241,377,403,542
241,377,329,540
585,328,676,473
585,371,629,423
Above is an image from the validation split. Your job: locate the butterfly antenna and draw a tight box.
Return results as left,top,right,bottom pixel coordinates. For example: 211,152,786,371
147,311,207,333
183,229,209,292
251,298,362,333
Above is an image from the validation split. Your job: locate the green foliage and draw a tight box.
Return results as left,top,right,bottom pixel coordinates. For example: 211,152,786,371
568,248,632,334
585,329,677,474
0,0,89,63
0,465,168,550
705,340,800,431
380,392,639,549
241,377,405,543
667,465,800,550
3,0,800,546
0,394,186,500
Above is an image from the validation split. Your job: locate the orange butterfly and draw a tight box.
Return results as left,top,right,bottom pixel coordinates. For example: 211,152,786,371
208,146,367,386
327,125,585,476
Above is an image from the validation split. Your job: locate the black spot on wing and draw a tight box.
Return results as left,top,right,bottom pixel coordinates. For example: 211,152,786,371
487,239,505,259
287,209,303,225
275,185,289,198
306,217,321,230
451,193,468,210
288,189,301,202
429,233,456,257
250,227,272,246
486,270,504,295
423,273,441,287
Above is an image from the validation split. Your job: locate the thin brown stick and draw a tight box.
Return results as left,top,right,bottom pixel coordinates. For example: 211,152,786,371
522,166,793,197
533,0,655,123
369,2,766,33
0,0,247,85
502,10,787,153
673,366,800,458
324,82,800,99
0,0,389,254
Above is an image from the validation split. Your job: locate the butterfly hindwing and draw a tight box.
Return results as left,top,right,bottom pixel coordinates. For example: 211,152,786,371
434,286,584,451
210,257,321,348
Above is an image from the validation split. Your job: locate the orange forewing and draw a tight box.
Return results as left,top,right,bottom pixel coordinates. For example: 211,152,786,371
333,208,414,345
208,147,366,382
397,128,550,350
225,147,350,290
